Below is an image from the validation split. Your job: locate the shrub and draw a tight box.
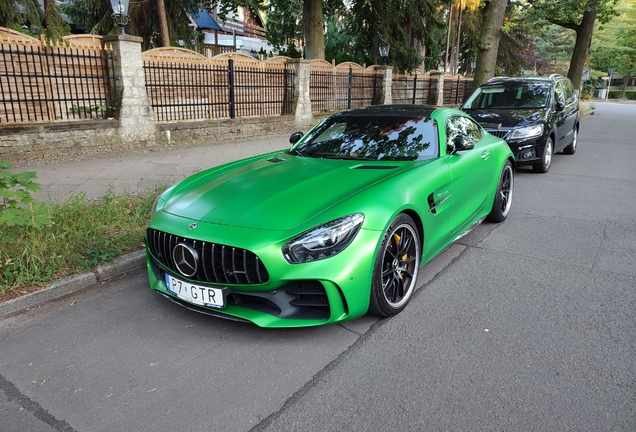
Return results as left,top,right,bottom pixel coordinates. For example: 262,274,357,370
0,160,51,233
608,90,636,100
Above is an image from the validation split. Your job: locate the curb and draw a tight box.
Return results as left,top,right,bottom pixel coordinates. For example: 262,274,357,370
0,250,147,319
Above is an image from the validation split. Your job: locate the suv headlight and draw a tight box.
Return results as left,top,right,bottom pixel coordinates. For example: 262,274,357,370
283,213,364,263
508,124,543,140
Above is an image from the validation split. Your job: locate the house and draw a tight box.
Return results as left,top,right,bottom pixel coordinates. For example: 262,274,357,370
189,6,273,58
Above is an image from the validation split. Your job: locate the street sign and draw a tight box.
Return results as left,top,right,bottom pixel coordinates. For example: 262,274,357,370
582,68,591,81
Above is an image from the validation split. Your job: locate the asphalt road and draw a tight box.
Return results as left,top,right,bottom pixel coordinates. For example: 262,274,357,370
1,101,635,432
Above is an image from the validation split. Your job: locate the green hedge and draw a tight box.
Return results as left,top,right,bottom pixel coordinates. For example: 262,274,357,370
595,90,636,100
611,90,636,100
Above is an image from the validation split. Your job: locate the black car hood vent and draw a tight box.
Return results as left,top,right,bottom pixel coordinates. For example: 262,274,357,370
354,165,398,170
267,157,286,163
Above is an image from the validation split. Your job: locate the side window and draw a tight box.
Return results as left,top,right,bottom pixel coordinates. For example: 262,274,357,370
554,82,565,106
562,80,576,104
446,116,483,147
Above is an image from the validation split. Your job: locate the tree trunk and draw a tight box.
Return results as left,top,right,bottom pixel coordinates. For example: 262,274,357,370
621,72,631,98
303,0,324,60
444,2,454,72
473,0,508,88
454,0,463,75
156,0,170,47
567,7,597,90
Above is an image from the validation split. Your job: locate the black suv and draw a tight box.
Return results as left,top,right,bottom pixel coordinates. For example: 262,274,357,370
461,75,579,173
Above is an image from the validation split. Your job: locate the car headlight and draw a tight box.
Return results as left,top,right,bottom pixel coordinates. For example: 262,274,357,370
282,213,365,263
508,124,543,140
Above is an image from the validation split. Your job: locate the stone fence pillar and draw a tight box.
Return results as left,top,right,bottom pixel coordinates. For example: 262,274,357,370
286,59,313,128
103,34,158,145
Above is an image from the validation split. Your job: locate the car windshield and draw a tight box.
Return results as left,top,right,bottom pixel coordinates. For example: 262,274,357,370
292,115,439,161
463,82,550,110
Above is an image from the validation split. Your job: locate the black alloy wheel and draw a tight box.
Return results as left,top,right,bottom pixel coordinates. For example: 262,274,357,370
487,160,514,223
369,214,421,317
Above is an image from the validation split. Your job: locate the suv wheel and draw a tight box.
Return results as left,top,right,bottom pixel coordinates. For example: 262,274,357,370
533,137,553,173
563,127,578,155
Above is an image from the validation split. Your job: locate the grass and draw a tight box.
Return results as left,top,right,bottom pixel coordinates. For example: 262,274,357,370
0,187,164,298
580,102,596,116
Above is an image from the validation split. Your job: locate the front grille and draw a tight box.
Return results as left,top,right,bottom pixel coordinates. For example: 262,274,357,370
147,228,269,285
486,129,509,139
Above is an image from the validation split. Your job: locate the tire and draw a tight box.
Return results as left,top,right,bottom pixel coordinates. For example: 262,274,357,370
533,136,553,173
369,214,421,317
486,160,514,223
563,127,578,155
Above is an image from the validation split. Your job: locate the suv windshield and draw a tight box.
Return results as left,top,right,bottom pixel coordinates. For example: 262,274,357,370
463,82,551,110
292,115,439,161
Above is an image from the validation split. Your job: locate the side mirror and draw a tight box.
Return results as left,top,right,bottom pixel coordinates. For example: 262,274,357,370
453,135,474,151
555,101,564,112
289,131,303,145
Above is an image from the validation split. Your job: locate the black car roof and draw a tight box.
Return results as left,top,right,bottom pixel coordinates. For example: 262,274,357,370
336,105,438,118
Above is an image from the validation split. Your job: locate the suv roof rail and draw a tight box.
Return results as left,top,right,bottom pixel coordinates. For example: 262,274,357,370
487,76,509,82
548,73,563,81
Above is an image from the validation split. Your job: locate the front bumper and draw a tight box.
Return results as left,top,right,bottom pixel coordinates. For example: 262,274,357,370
509,142,541,164
145,214,381,328
486,130,543,165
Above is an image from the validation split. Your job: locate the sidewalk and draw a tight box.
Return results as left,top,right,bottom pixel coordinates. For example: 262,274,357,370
10,133,292,202
2,133,295,316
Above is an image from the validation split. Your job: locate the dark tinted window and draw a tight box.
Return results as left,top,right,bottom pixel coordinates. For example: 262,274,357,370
294,115,439,161
463,82,550,109
562,79,576,104
554,82,565,105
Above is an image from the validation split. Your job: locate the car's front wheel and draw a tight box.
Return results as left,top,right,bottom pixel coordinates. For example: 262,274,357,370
487,160,514,223
369,214,420,317
533,136,553,173
563,127,578,155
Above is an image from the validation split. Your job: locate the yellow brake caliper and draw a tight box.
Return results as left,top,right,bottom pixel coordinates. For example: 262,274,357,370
392,233,408,275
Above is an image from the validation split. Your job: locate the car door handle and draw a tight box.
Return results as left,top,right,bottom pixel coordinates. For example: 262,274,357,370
481,150,491,159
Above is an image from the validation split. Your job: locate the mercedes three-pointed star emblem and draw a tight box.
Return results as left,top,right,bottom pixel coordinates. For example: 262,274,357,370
173,243,199,277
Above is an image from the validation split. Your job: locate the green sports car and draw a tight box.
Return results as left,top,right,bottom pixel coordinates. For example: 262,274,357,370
145,105,514,328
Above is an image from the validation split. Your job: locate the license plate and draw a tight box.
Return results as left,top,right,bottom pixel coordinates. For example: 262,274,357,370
165,274,225,309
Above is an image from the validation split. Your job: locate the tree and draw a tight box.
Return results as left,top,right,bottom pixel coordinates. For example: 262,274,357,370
473,0,509,87
589,0,636,97
156,0,170,47
62,0,204,49
527,0,619,89
266,0,447,68
1,0,68,40
266,0,304,57
1,0,42,31
303,0,324,59
535,25,576,75
344,0,447,71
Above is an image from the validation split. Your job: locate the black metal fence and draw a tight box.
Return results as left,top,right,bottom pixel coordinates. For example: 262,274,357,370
143,58,295,122
0,39,116,124
444,76,473,105
392,74,437,105
310,67,381,113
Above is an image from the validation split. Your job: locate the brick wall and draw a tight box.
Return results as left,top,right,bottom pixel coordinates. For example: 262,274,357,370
0,115,328,163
